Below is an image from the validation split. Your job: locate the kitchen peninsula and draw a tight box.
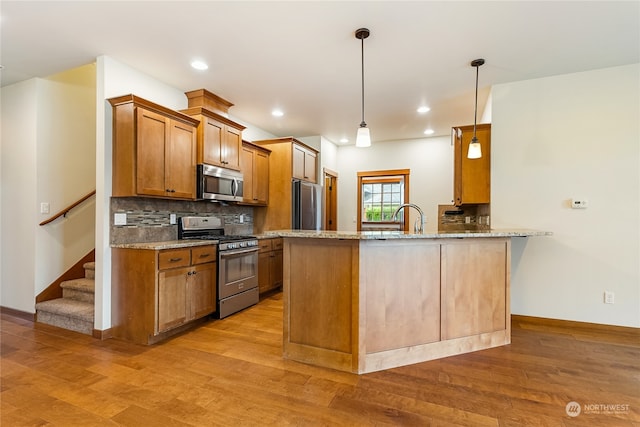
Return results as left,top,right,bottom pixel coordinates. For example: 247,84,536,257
271,229,550,374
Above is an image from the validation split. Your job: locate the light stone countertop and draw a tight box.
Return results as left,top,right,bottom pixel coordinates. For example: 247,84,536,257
111,240,218,250
263,229,552,240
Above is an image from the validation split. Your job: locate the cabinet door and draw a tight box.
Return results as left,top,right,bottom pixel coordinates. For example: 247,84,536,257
136,107,168,197
157,268,188,333
270,248,283,289
254,149,269,204
454,125,491,205
258,251,271,294
240,146,255,203
166,120,196,199
189,262,216,320
292,144,306,180
202,117,224,166
223,126,242,170
303,150,317,183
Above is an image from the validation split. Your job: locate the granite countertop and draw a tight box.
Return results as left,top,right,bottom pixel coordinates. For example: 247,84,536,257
111,240,218,250
264,229,552,240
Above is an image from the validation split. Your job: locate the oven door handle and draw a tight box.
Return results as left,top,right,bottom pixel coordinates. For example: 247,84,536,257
219,248,259,258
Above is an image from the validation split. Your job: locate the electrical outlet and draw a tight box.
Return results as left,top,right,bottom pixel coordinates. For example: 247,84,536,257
114,213,127,226
604,291,615,304
40,202,50,214
170,214,177,225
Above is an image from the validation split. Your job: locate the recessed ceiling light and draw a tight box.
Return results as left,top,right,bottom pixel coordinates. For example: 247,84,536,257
340,138,349,144
417,106,430,113
424,129,435,135
271,109,284,117
190,60,208,71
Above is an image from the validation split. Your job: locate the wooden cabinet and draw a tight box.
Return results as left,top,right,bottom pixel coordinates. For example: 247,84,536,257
181,90,245,171
111,244,217,344
181,107,245,171
292,143,317,183
251,137,320,232
453,123,491,206
109,95,199,200
258,238,283,294
240,141,270,205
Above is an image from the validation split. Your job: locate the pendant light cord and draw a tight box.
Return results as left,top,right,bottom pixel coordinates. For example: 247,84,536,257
360,35,366,127
473,62,479,139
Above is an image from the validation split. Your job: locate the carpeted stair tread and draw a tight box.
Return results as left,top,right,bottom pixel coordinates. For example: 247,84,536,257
61,277,94,293
83,262,95,279
36,298,94,322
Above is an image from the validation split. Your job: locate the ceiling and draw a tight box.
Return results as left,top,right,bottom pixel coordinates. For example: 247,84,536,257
2,1,638,144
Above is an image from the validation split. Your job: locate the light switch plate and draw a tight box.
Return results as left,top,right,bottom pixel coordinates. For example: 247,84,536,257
170,214,177,225
114,213,127,225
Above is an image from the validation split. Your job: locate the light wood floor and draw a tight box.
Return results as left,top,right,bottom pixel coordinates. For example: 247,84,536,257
2,292,639,426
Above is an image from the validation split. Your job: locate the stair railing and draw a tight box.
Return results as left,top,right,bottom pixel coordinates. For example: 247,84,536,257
39,190,96,226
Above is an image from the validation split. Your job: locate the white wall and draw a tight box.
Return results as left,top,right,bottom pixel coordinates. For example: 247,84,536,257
36,65,96,295
336,135,454,232
1,79,38,312
492,64,639,327
1,64,96,313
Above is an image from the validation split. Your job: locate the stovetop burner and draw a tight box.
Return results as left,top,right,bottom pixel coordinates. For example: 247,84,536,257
178,216,258,250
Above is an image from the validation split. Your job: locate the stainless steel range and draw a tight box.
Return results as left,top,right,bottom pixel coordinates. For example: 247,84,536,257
178,216,259,319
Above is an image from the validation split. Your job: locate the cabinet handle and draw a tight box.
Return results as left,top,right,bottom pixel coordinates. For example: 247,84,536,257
187,271,192,276
192,270,197,275
169,257,182,262
199,253,211,258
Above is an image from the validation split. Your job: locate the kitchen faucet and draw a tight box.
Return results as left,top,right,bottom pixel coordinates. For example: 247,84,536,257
392,203,426,234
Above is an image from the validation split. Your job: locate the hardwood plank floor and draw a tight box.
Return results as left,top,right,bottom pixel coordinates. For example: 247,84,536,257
2,293,638,426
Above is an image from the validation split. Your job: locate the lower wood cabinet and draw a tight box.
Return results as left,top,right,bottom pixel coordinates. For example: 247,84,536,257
112,245,217,344
258,238,283,294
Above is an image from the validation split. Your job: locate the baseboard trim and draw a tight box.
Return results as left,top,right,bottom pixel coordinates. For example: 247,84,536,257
512,314,639,336
1,306,36,322
93,328,112,340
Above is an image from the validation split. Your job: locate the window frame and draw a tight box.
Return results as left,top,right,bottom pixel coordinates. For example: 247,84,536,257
357,169,410,232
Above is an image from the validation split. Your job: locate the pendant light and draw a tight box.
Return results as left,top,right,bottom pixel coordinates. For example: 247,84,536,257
467,58,485,159
355,28,371,148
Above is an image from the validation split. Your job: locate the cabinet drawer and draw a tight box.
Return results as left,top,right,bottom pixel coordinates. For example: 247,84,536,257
258,239,273,253
159,249,191,270
192,246,217,265
272,238,283,251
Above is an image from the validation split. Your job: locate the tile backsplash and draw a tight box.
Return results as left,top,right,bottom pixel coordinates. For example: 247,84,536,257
110,197,254,244
437,204,490,232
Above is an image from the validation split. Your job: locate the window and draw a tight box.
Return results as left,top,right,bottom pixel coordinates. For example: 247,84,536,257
357,169,410,231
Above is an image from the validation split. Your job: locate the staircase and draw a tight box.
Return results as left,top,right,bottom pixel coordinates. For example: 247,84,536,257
35,262,95,335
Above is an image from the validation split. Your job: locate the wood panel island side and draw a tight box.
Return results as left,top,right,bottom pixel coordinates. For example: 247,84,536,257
271,229,550,374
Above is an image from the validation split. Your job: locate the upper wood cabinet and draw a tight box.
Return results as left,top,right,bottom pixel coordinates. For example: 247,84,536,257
181,107,245,171
292,143,317,183
240,141,270,206
453,123,491,206
181,89,245,171
251,137,320,232
109,95,199,200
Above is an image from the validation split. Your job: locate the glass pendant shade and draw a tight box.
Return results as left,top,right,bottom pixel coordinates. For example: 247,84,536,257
467,137,482,159
356,126,371,147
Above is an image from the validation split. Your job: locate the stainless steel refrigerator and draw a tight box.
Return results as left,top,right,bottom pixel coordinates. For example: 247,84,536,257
292,179,322,230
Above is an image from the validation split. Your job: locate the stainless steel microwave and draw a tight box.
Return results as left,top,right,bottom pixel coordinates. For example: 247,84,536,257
197,164,243,202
